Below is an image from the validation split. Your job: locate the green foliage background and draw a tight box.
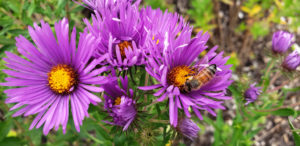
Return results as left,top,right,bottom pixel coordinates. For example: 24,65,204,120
0,0,300,145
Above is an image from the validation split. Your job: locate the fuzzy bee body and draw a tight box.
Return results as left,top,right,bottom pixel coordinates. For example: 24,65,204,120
182,64,217,93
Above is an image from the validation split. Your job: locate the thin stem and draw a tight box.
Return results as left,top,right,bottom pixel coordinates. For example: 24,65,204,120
255,101,300,112
262,59,275,87
267,80,289,93
144,100,158,110
143,73,149,110
66,0,71,21
151,109,167,119
129,68,137,85
90,116,110,134
269,71,281,88
149,119,169,124
171,133,180,146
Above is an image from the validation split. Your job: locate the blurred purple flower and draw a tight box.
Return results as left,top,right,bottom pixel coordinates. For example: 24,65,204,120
0,19,109,135
84,1,146,70
103,75,137,131
244,83,262,105
178,118,200,140
282,50,300,71
272,31,294,54
82,0,140,15
139,24,233,126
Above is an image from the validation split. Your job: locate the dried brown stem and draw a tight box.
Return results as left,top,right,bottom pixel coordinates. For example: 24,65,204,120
66,0,71,22
90,116,110,133
149,119,169,124
267,80,289,93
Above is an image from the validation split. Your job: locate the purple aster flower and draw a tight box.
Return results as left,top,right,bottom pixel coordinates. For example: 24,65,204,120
0,18,109,135
84,1,146,70
177,118,200,140
272,31,294,54
244,83,262,105
282,50,300,71
139,30,233,127
102,75,137,131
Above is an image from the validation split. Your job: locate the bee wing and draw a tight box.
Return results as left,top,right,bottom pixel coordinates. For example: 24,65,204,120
194,64,222,71
195,57,222,72
216,67,222,71
198,64,209,67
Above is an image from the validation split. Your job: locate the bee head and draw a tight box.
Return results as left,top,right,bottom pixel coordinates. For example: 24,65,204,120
183,77,200,93
189,79,200,89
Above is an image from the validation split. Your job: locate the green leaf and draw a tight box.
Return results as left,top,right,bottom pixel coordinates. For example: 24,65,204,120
7,0,21,15
8,29,28,36
0,118,13,141
0,137,23,146
250,21,270,40
288,119,300,145
27,0,36,17
0,36,15,45
270,108,295,116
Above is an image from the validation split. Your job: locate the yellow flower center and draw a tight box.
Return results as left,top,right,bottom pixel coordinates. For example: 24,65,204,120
167,65,195,89
114,97,122,105
117,41,133,59
48,64,77,94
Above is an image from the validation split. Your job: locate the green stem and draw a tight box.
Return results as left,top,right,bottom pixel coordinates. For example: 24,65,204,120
86,133,104,144
66,0,70,21
262,58,275,91
255,101,300,112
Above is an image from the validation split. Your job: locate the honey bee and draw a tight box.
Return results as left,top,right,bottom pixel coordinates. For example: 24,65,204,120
182,64,217,93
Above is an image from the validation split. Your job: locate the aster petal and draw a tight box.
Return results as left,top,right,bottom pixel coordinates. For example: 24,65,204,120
81,84,104,92
138,84,162,90
29,110,46,130
192,106,203,120
182,104,191,118
161,67,168,86
153,87,166,96
78,87,102,104
157,92,168,102
169,94,175,126
71,96,81,132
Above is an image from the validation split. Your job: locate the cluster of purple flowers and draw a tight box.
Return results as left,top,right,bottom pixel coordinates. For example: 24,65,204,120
272,30,300,71
243,30,298,106
1,0,234,140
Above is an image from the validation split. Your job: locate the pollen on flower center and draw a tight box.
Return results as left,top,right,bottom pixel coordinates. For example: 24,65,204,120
114,97,122,105
48,64,77,94
117,41,133,59
167,65,195,88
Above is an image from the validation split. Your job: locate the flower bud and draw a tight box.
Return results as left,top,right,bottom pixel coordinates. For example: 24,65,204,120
282,51,300,71
178,118,200,141
272,31,294,54
244,83,262,105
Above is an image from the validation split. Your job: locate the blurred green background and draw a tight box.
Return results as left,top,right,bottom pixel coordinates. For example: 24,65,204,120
0,0,299,145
